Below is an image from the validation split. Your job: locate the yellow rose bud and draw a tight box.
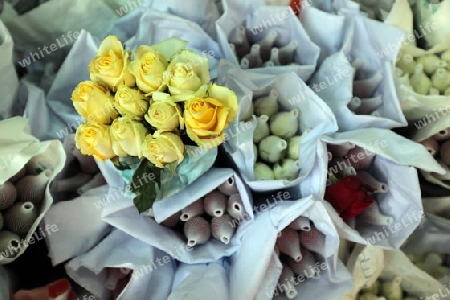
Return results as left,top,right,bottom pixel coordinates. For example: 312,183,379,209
128,46,168,95
88,36,135,91
110,117,148,157
142,132,185,168
114,85,149,120
145,92,183,132
75,122,115,161
184,84,238,149
71,81,118,124
163,49,210,98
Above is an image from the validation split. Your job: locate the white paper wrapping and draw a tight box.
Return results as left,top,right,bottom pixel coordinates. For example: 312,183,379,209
343,12,403,66
306,0,361,14
168,259,229,300
103,0,220,38
311,51,407,131
398,79,450,121
309,13,408,131
298,128,444,248
229,195,353,300
124,9,222,79
256,252,283,300
0,117,65,264
43,185,112,266
216,0,320,81
299,5,346,65
0,0,115,52
23,30,92,141
265,0,290,5
102,168,253,264
0,19,19,120
415,0,450,49
218,61,338,192
66,229,175,300
402,211,450,254
384,0,415,40
144,0,220,39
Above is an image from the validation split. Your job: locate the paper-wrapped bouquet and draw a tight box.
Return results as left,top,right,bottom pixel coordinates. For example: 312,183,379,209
69,35,239,213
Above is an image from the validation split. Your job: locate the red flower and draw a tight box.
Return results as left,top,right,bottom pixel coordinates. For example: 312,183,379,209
290,0,302,15
48,279,77,300
325,176,374,221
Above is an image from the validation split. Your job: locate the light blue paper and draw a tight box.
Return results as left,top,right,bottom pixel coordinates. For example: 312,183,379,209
157,146,218,200
112,147,217,205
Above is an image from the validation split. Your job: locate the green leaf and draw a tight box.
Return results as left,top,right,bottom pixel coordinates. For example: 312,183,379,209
157,146,217,200
152,38,188,61
166,161,178,175
112,156,141,170
131,159,161,213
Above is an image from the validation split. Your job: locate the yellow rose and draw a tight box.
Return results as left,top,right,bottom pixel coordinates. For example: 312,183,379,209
128,46,168,95
184,84,238,149
110,117,148,157
88,36,135,91
71,81,118,124
114,85,149,120
145,92,183,132
75,122,115,161
142,132,185,168
163,49,210,98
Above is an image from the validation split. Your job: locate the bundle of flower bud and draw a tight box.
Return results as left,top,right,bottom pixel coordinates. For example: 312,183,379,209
0,153,54,259
419,128,450,182
228,27,298,69
346,61,384,117
241,89,302,181
409,253,450,284
357,253,450,300
273,218,326,299
149,177,249,247
396,49,450,96
324,143,391,228
357,276,410,300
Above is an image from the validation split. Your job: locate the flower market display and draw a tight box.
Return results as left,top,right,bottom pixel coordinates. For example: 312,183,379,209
1,0,450,299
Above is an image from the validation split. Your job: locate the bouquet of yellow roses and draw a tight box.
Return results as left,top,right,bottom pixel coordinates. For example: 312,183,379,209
70,35,238,211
